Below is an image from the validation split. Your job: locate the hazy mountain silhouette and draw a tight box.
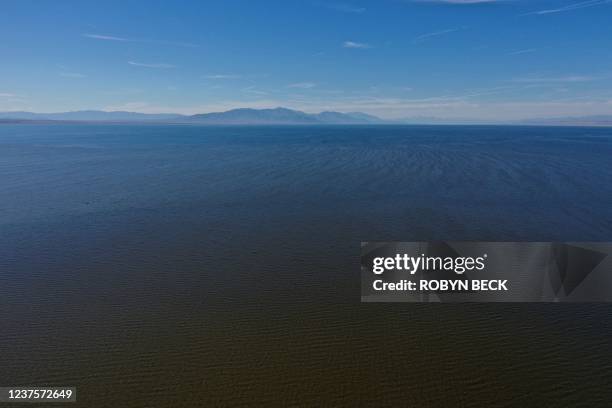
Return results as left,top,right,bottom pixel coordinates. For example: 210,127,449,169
188,108,381,124
0,108,383,124
3,108,611,126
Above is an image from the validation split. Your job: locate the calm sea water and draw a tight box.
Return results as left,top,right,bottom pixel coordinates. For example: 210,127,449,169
1,124,612,406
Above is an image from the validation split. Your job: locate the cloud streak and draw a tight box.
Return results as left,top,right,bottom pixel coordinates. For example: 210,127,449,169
203,74,243,79
287,82,317,89
84,33,128,41
522,0,612,15
343,41,371,48
507,48,537,56
84,33,198,47
242,86,268,95
512,75,598,83
413,27,464,42
128,61,176,69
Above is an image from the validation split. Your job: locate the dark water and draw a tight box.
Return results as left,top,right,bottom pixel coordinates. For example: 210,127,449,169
1,124,612,406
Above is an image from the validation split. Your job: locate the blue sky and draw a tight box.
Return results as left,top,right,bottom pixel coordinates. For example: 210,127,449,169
1,0,612,119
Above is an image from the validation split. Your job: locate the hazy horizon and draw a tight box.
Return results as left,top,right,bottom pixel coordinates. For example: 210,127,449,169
2,106,612,124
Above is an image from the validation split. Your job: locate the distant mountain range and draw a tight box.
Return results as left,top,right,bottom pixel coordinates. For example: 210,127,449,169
2,108,612,126
0,108,384,125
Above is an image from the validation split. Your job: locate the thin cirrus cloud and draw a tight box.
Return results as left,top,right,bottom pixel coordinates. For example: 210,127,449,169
522,0,612,15
507,48,537,56
128,61,176,69
342,41,371,49
83,33,198,47
242,86,268,95
512,75,597,83
286,82,317,89
413,27,464,43
203,74,243,79
84,33,128,41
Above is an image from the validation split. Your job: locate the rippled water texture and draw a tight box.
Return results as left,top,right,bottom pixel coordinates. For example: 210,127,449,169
1,124,612,406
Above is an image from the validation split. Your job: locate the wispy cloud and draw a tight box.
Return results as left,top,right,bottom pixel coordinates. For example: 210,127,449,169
343,41,371,49
203,74,243,79
522,0,612,15
84,33,128,41
507,48,537,56
321,2,366,13
84,33,198,47
128,61,176,69
103,102,151,111
60,72,87,78
0,92,16,97
413,27,464,43
512,75,598,83
287,82,317,89
242,86,268,95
